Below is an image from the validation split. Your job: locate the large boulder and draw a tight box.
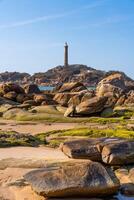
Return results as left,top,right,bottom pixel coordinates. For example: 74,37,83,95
61,138,134,166
60,138,121,161
61,139,103,161
102,140,134,165
53,93,73,107
31,105,61,115
24,84,41,94
0,83,24,95
56,82,87,93
96,73,134,107
76,96,107,115
24,160,119,198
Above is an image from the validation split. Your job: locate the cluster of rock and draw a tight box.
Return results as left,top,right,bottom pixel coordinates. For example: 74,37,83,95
0,82,55,108
52,72,134,117
0,71,134,119
24,137,134,199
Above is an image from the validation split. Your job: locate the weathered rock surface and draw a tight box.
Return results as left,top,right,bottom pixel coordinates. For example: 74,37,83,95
24,84,41,94
34,94,55,105
68,93,83,106
102,140,134,165
124,90,134,105
76,96,108,115
64,106,75,117
53,93,73,107
61,138,122,161
61,138,134,166
61,139,103,161
0,83,24,95
129,168,134,183
24,160,119,198
97,73,134,96
96,72,134,107
57,82,87,93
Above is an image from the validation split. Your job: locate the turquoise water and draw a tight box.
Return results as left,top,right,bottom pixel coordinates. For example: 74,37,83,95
39,86,54,91
39,85,96,91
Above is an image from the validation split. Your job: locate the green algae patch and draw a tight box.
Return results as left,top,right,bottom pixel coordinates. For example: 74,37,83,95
0,131,42,147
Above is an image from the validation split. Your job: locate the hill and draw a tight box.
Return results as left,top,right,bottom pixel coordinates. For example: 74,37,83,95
32,64,105,86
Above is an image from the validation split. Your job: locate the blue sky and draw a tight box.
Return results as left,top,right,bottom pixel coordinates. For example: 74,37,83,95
0,0,134,77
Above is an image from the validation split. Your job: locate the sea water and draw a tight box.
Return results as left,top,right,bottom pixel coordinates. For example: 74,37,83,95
38,86,54,91
39,85,96,91
116,193,134,200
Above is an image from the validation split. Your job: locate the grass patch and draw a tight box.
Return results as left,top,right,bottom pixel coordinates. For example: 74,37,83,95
59,128,134,138
0,126,134,148
36,127,134,148
0,131,45,147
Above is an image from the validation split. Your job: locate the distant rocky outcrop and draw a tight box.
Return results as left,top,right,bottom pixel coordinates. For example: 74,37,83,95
0,71,30,83
1,66,134,89
32,65,105,86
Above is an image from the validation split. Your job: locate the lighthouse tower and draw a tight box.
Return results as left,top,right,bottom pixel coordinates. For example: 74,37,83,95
64,42,68,67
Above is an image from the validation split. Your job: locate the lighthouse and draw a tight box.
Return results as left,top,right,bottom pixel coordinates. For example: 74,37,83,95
64,42,68,67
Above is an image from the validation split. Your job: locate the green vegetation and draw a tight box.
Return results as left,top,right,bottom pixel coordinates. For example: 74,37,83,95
0,126,134,148
39,127,134,139
0,131,42,147
36,127,134,147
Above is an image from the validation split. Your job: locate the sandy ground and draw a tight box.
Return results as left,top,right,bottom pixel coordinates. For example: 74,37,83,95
0,119,110,135
0,119,83,135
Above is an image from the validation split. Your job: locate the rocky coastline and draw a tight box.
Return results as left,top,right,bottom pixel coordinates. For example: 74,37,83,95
0,66,134,199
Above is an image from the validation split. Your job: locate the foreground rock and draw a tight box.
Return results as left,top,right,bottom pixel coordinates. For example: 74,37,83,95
24,160,119,198
61,138,134,166
102,140,134,165
60,138,104,161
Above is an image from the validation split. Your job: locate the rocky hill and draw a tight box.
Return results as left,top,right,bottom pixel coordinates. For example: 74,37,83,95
32,64,105,86
0,65,133,87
